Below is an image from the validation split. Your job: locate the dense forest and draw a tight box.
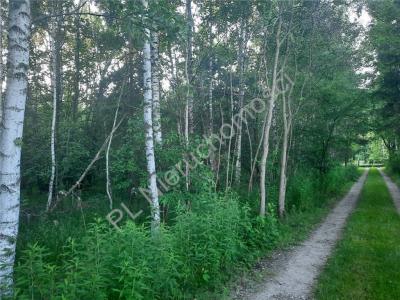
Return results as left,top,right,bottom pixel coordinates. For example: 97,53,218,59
0,0,399,298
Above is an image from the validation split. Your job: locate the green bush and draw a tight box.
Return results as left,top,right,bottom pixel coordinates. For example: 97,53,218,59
386,152,400,175
14,192,270,299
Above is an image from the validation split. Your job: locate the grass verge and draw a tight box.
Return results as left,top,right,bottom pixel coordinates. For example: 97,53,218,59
314,168,400,300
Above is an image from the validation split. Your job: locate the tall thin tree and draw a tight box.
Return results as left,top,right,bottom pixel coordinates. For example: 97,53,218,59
142,0,160,228
259,17,282,216
0,0,30,293
46,0,62,211
151,30,162,144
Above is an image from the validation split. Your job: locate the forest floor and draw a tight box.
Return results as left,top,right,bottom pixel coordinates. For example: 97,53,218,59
233,169,369,300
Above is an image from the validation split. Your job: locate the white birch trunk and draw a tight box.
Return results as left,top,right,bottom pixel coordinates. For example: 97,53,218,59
46,25,58,212
208,59,217,173
259,19,281,216
225,72,234,190
279,91,289,218
142,0,160,228
151,31,162,145
106,83,124,210
184,0,193,191
185,0,193,134
207,15,216,173
0,0,30,293
234,24,246,185
0,4,3,126
278,69,295,218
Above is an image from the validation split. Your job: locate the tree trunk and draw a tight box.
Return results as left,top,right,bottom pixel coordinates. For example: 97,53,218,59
234,23,247,185
106,83,124,210
0,0,30,293
46,2,62,211
47,28,58,211
278,87,290,218
207,12,216,174
185,0,193,134
142,0,160,229
0,4,3,126
184,0,193,190
259,18,281,216
72,10,81,121
208,58,217,172
226,72,235,190
151,31,162,145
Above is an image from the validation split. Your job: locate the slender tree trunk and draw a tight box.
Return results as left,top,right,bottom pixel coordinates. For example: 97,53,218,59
259,18,281,216
0,0,30,293
208,58,217,172
0,3,3,126
151,31,162,145
47,29,58,211
185,0,193,134
142,0,160,229
207,14,216,173
226,72,234,190
279,88,289,218
234,23,247,185
184,0,193,191
72,10,81,120
106,82,124,210
46,3,62,211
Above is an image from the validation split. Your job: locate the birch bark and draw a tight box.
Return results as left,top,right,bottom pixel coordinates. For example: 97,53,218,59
46,1,62,212
0,0,30,293
278,79,292,217
259,18,281,216
234,22,247,185
151,31,162,145
184,0,193,191
142,0,160,228
0,3,3,126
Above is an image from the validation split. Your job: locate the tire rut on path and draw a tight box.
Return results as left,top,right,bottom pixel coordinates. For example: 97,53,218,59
240,170,368,300
378,169,400,214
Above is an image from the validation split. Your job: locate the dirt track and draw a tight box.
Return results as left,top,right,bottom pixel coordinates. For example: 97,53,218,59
379,169,400,214
236,170,368,300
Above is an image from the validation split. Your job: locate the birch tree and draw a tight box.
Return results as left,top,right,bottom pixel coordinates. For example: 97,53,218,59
259,17,282,216
46,0,62,211
234,21,247,185
0,0,30,293
207,3,216,173
0,2,3,126
278,73,294,217
72,5,81,121
184,0,193,190
151,31,162,145
142,0,160,228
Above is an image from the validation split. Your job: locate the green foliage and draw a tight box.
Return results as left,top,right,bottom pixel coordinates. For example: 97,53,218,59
323,165,360,196
287,166,359,212
386,152,400,175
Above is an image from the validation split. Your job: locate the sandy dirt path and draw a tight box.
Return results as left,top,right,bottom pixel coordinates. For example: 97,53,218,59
379,169,400,214
238,170,368,300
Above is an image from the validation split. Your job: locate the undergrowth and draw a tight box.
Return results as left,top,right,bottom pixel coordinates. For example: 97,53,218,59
12,165,360,299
